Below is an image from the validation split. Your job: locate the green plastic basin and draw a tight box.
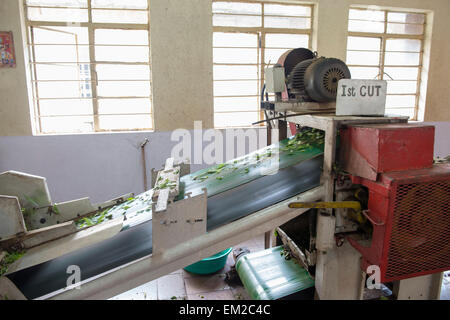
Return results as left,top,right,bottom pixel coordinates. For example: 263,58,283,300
184,248,233,275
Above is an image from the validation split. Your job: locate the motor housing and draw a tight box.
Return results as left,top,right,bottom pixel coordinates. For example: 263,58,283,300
287,56,351,102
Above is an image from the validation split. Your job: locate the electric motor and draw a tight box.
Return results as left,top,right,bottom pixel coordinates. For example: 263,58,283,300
280,48,351,103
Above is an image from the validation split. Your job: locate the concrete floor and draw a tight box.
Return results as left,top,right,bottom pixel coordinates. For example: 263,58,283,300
110,233,450,301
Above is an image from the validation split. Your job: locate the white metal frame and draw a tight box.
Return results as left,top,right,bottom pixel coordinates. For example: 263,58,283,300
0,170,134,275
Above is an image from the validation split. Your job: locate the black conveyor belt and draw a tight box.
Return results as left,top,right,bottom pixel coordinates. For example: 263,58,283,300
7,156,323,299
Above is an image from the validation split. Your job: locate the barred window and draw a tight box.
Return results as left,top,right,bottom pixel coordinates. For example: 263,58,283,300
24,0,152,134
346,8,426,120
213,1,313,128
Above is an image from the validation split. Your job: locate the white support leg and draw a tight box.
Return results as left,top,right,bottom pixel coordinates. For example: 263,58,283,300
315,241,363,300
393,273,444,300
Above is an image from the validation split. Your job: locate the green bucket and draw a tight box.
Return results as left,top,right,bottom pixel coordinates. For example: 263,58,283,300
184,248,233,275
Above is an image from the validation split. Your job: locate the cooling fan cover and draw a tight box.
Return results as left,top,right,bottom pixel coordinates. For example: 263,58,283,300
349,163,450,283
277,48,315,78
386,179,450,280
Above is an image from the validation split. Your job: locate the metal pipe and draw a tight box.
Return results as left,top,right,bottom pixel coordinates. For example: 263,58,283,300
140,138,149,191
252,110,336,126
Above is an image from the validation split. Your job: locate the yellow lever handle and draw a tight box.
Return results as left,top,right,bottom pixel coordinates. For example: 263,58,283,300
288,201,361,210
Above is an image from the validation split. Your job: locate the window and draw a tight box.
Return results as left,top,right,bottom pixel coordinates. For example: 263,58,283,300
346,8,426,120
212,1,312,128
24,0,152,134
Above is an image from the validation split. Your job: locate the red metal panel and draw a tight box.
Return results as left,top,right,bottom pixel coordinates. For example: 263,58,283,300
348,163,450,283
340,124,435,181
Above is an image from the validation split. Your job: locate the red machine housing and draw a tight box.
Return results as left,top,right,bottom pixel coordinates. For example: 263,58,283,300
340,124,435,181
341,123,450,283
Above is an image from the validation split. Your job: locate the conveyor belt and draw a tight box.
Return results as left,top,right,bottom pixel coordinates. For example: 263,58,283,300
7,155,322,299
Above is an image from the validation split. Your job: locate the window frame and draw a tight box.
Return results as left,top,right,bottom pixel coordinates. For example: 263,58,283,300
347,8,426,121
212,0,314,128
24,0,153,134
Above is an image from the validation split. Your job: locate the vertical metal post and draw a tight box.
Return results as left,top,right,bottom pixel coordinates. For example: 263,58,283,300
278,119,288,141
315,119,342,299
264,111,273,250
141,138,149,191
316,119,338,251
264,115,287,249
264,231,271,250
359,271,367,300
323,120,337,204
87,0,100,131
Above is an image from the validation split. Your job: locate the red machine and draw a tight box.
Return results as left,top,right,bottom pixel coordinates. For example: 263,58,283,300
340,123,450,283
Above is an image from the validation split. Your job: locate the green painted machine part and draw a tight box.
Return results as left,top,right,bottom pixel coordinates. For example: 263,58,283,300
236,246,315,300
184,247,233,275
77,128,325,231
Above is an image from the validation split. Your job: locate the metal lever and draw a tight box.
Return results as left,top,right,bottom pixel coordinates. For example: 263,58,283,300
288,201,362,211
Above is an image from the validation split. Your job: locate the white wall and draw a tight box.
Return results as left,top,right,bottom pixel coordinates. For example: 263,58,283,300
1,122,448,204
0,129,267,203
150,0,214,131
0,0,33,136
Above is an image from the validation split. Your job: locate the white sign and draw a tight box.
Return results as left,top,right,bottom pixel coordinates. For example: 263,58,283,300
336,79,387,116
